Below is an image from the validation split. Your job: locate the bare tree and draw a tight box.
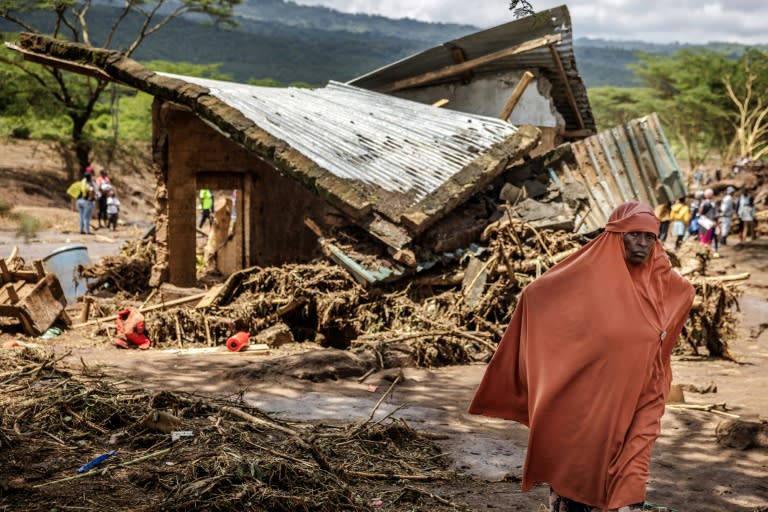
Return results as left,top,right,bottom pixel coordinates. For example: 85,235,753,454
724,73,768,162
509,0,535,18
0,0,240,173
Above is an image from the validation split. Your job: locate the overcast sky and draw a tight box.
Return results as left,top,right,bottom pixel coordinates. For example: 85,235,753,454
291,0,766,45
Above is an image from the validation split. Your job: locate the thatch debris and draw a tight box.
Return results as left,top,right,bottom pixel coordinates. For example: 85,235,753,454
680,276,743,359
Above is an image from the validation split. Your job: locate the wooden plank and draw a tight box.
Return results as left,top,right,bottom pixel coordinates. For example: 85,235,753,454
33,260,46,279
161,345,270,356
379,34,562,93
561,129,593,139
8,42,114,82
499,70,535,121
15,274,66,335
195,284,225,310
3,282,19,303
5,270,40,283
0,259,10,283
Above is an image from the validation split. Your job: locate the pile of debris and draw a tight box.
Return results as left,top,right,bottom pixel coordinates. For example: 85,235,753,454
0,347,470,511
77,238,156,296
68,214,741,365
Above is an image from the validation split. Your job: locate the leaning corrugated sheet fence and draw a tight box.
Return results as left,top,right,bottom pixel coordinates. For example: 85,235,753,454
560,112,686,231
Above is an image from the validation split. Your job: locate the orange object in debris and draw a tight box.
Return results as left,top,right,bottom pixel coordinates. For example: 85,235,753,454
226,331,250,352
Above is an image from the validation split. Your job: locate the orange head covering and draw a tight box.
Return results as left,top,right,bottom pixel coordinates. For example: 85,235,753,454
468,201,694,509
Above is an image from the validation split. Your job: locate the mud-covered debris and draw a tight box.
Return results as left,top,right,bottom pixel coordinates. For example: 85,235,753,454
0,347,467,511
715,418,768,450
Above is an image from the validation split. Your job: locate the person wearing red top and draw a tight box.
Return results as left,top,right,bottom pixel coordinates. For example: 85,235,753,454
95,169,112,228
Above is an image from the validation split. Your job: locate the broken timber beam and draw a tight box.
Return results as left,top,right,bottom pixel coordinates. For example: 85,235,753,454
378,34,562,93
698,272,750,283
547,44,585,130
71,293,207,329
499,71,535,121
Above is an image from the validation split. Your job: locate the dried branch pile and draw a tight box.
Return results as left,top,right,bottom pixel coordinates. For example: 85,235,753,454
78,217,742,367
0,348,469,511
79,255,152,295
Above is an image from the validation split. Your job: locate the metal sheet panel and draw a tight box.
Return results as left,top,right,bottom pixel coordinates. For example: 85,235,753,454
348,5,594,134
161,75,519,206
566,113,686,230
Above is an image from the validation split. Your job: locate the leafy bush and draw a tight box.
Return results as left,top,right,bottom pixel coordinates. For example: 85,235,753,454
15,213,41,242
10,125,30,139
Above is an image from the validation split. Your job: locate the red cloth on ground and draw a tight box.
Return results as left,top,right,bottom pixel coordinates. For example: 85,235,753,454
114,307,151,350
468,202,694,509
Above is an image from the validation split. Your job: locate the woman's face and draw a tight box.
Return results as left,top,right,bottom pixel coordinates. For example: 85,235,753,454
623,231,656,265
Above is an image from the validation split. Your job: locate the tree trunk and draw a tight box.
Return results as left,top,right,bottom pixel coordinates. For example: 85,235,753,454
72,115,91,176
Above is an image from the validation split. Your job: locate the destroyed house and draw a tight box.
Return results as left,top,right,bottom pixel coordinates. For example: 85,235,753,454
7,5,684,287
350,4,596,154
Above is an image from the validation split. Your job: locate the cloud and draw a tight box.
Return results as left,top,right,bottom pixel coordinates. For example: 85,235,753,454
290,0,767,44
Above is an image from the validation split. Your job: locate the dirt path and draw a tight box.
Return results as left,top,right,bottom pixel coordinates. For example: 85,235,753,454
4,139,765,510
1,225,767,510
48,237,768,511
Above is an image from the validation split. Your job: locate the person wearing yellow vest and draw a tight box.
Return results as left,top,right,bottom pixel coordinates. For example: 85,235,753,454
199,189,213,228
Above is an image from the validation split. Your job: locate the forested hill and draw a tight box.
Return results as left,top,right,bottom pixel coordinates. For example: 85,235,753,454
575,37,768,87
2,1,766,87
230,0,478,42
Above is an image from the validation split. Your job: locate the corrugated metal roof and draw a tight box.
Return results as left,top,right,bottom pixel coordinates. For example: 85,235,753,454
348,4,594,134
159,75,520,204
9,33,540,250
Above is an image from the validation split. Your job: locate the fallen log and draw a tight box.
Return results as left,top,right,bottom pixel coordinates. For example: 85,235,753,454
70,293,207,329
667,402,740,418
697,272,750,283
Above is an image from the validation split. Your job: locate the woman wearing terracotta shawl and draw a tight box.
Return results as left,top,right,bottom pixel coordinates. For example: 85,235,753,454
469,202,694,511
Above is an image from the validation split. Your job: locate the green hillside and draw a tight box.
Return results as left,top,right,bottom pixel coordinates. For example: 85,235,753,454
574,37,768,87
2,3,767,87
230,0,477,42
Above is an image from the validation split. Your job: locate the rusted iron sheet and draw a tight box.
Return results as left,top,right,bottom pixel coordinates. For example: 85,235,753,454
564,113,686,230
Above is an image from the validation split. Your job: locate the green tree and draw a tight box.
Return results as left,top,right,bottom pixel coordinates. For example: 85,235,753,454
588,87,657,132
0,0,240,176
103,60,231,142
631,49,734,171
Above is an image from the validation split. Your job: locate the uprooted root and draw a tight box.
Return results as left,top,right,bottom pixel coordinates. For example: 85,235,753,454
680,279,741,359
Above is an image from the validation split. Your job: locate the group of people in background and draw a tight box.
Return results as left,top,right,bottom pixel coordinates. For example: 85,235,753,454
67,164,121,235
654,184,757,256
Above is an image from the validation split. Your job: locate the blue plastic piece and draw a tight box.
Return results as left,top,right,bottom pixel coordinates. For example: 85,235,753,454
77,450,117,473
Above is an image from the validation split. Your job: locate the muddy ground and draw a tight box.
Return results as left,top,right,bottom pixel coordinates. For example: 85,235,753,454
1,139,767,511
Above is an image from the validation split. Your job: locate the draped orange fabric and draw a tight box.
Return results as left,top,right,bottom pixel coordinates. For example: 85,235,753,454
468,202,694,509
